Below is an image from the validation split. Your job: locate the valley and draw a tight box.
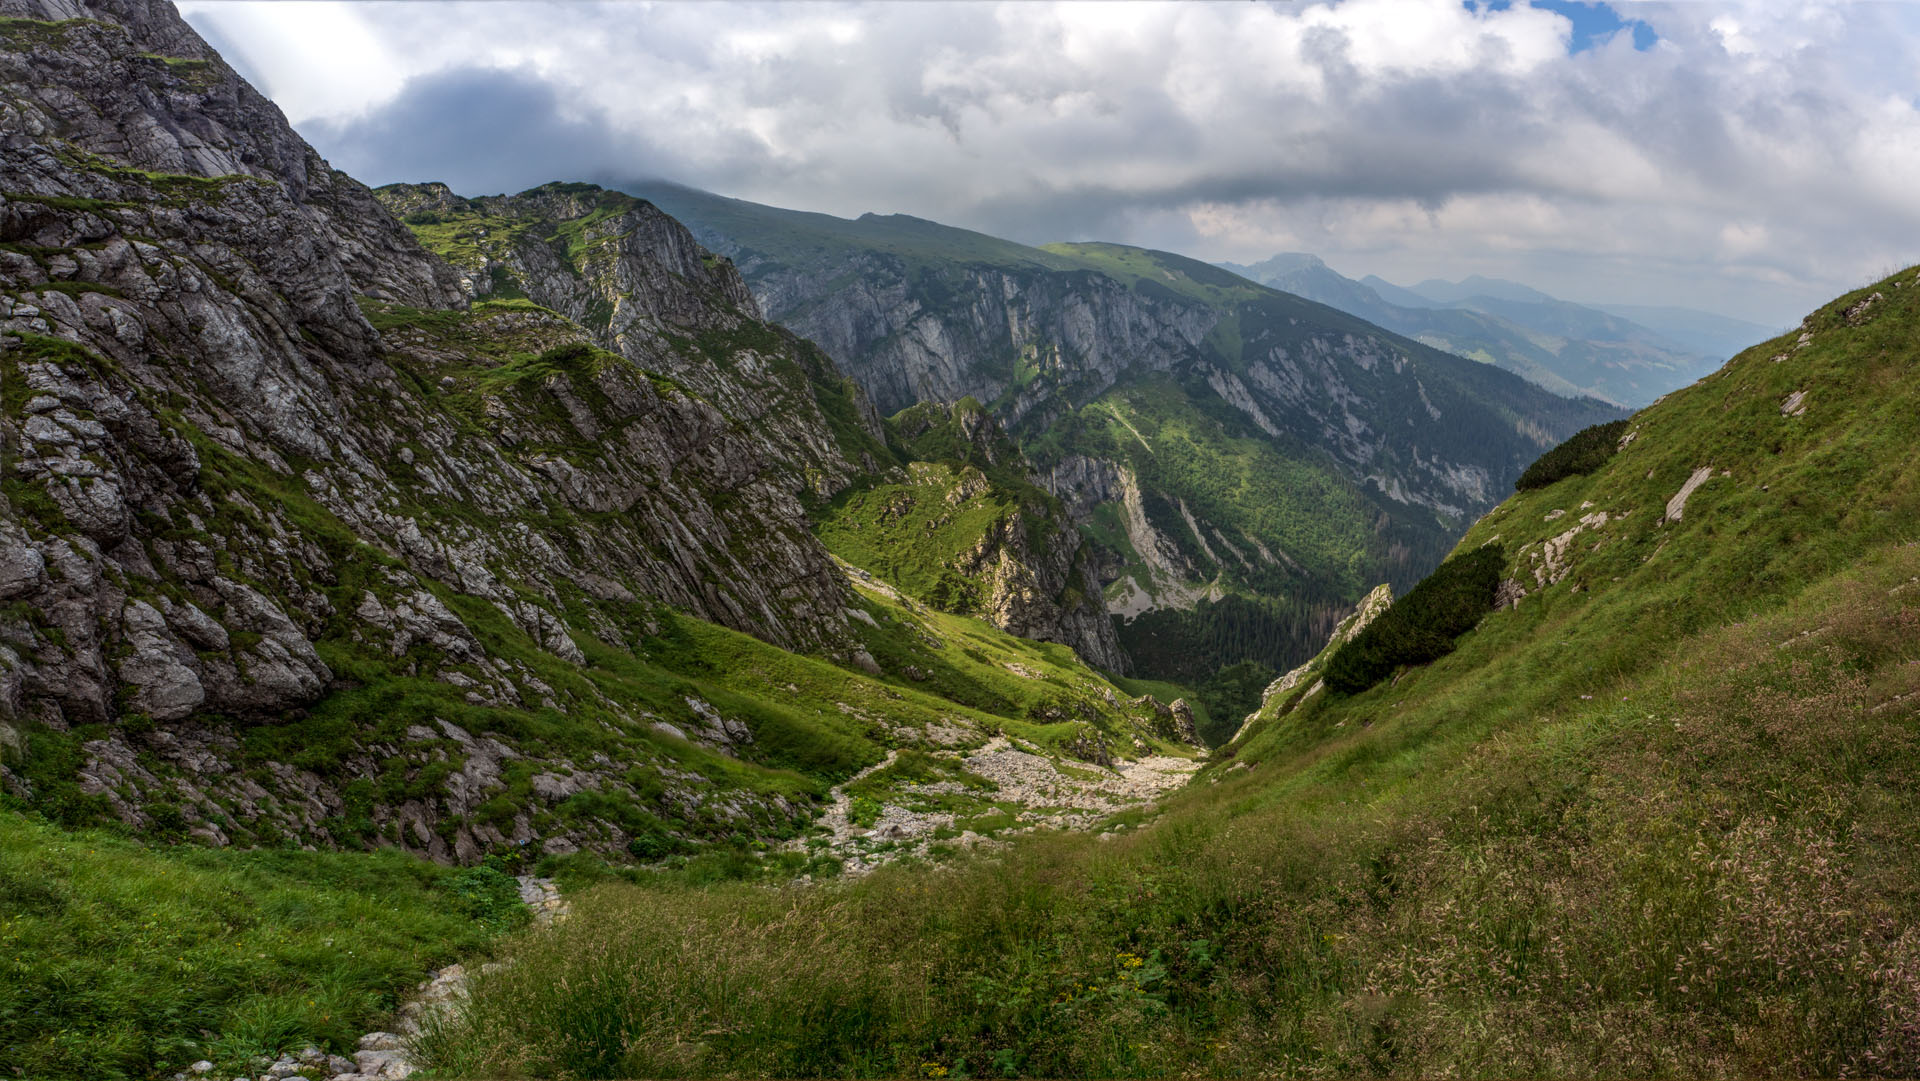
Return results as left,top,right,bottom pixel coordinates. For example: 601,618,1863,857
4,0,1917,1077
632,182,1621,711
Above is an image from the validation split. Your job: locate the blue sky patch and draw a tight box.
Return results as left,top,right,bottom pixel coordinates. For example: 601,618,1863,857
1463,0,1658,52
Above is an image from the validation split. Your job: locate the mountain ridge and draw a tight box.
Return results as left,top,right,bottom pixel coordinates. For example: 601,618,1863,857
1222,253,1734,406
627,180,1621,696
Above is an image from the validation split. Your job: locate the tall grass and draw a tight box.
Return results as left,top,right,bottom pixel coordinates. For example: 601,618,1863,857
422,540,1920,1077
0,817,513,1080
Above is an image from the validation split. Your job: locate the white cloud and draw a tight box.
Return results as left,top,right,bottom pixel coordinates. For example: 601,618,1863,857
179,0,408,121
178,0,1920,325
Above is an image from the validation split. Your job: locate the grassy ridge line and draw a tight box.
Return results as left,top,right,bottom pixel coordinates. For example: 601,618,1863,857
416,266,1920,1077
628,181,1086,276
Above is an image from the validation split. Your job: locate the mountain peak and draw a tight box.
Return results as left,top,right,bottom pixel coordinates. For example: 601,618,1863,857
1405,274,1559,306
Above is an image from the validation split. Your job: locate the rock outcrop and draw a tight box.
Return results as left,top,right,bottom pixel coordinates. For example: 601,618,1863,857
1230,582,1394,743
373,181,887,494
0,0,894,855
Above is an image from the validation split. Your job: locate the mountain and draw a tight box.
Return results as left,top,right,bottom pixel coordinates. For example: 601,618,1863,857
429,264,1920,1078
1592,301,1782,360
0,0,1202,890
1225,254,1724,406
1358,272,1447,309
369,181,1127,674
1401,273,1559,306
629,182,1620,695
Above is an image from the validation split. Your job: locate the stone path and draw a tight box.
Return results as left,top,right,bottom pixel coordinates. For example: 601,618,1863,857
793,738,1201,876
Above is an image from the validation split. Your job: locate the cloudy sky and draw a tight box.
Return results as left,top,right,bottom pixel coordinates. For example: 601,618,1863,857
180,0,1920,326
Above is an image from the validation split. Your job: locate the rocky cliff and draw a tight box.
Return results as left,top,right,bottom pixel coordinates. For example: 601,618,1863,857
374,181,889,491
0,0,903,857
745,251,1215,421
0,0,1195,863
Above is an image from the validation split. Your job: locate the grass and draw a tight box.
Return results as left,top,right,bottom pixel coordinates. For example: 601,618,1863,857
417,483,1920,1080
1038,242,1271,309
626,182,1085,277
817,462,1029,613
413,265,1920,1077
0,813,515,1081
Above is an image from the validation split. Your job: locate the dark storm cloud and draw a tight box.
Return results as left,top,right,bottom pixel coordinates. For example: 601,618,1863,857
304,67,665,197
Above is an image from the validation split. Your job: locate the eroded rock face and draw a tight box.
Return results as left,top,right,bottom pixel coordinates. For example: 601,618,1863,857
0,0,869,855
951,492,1129,674
748,257,1216,419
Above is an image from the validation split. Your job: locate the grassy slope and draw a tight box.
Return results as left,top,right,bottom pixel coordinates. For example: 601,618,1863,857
0,813,520,1081
1047,374,1379,595
818,461,1025,611
418,269,1920,1078
814,399,1073,625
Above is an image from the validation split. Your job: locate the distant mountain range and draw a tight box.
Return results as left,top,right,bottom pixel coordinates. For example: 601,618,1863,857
1218,255,1781,407
630,181,1620,694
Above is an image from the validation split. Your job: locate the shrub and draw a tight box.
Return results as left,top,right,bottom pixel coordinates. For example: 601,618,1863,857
1515,419,1632,490
627,831,687,862
1322,544,1503,695
849,795,883,828
444,865,529,932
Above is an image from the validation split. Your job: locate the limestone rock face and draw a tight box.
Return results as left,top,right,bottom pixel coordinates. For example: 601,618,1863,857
951,496,1128,674
0,0,874,854
745,255,1216,421
373,182,885,498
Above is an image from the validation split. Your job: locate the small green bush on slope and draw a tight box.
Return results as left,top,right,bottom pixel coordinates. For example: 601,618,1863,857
417,266,1920,1078
1514,417,1632,490
1321,544,1503,695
